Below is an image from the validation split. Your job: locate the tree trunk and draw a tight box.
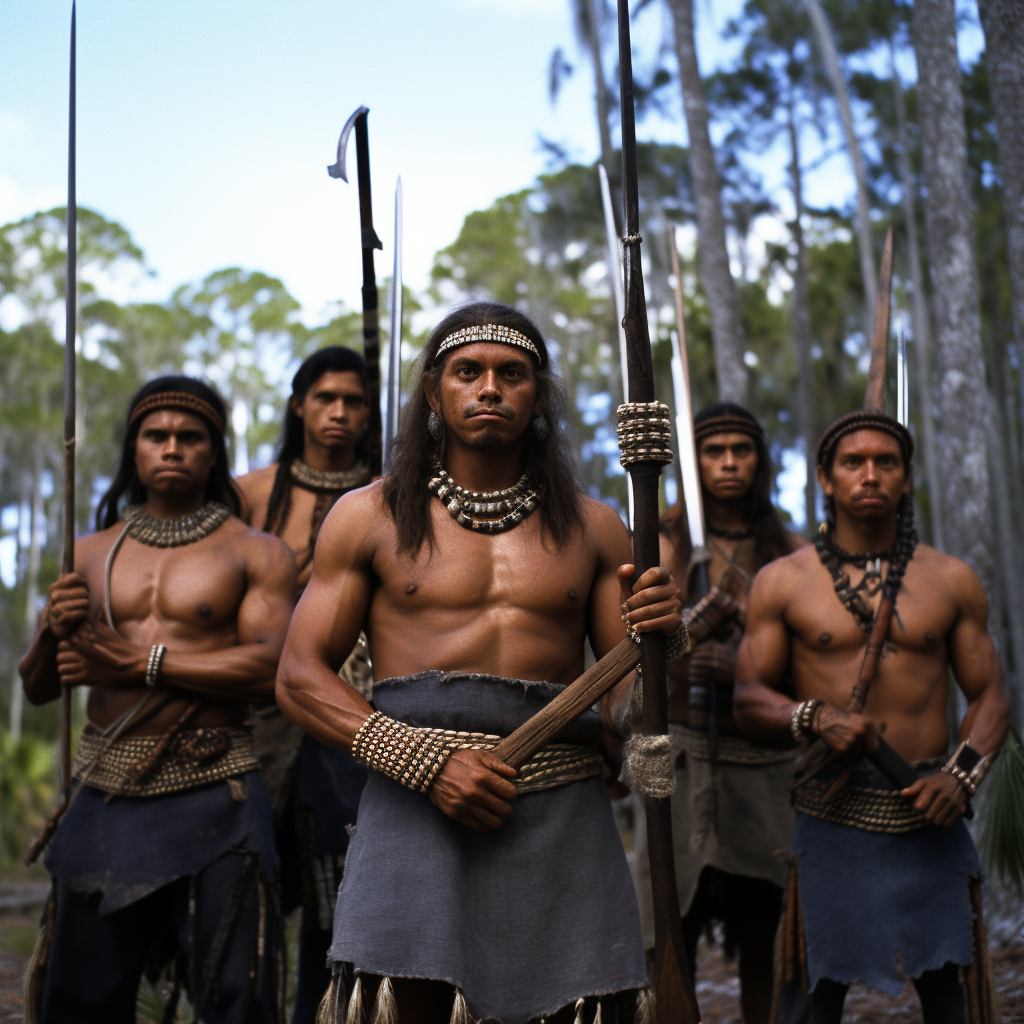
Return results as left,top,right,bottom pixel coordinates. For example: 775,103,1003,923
787,103,816,535
976,0,1024,458
10,444,45,741
666,0,749,405
891,46,945,551
912,0,994,596
583,0,616,184
806,0,877,340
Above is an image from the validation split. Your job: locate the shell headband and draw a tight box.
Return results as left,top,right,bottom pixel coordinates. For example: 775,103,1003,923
129,392,224,434
693,414,764,445
433,324,544,367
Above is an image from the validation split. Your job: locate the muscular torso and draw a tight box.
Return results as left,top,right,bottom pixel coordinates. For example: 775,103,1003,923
782,543,956,760
75,519,257,734
237,465,344,590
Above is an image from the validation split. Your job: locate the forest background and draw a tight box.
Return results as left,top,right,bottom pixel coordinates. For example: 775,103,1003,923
0,0,1022,873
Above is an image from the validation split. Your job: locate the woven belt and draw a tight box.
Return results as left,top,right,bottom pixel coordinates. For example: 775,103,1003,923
671,724,796,766
793,776,930,834
74,725,259,798
426,729,603,794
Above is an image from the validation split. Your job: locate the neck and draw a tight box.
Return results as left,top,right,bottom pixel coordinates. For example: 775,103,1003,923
703,492,753,533
302,436,358,473
143,490,207,519
831,508,898,554
442,438,526,492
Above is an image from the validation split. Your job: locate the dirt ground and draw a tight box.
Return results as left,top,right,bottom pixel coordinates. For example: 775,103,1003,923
0,877,1020,1022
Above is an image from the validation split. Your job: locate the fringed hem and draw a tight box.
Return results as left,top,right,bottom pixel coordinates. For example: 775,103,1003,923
315,968,652,1024
769,865,999,1024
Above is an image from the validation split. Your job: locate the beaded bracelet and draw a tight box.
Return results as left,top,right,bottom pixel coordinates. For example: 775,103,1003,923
626,620,691,662
351,711,455,794
790,699,822,742
940,741,993,798
145,644,167,688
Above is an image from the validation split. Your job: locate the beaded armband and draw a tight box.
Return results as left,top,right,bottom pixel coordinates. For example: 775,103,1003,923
940,741,993,798
145,644,167,688
351,711,454,794
790,699,822,742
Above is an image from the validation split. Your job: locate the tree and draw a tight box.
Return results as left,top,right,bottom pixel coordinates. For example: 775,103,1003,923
664,0,750,405
912,0,993,594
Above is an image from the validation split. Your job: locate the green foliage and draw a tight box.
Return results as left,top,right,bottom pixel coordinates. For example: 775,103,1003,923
0,730,54,869
979,730,1024,895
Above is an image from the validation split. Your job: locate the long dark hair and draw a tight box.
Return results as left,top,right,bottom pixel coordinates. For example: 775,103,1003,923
384,302,584,554
662,402,792,577
96,376,239,530
262,347,369,533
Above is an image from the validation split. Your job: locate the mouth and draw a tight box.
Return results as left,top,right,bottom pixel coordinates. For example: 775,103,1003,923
468,412,511,422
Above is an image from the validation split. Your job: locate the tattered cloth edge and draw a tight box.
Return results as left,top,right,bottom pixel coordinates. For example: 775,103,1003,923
768,862,998,1024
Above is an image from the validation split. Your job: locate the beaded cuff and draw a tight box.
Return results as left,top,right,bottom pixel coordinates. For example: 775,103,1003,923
145,644,167,688
790,699,822,742
940,741,993,798
351,711,454,794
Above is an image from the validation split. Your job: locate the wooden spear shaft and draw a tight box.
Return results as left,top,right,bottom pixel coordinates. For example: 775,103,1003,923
59,2,77,803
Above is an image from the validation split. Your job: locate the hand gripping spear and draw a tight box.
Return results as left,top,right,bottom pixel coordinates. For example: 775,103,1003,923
329,107,384,476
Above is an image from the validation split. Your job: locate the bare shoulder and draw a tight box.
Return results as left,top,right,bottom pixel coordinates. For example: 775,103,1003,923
233,464,278,524
74,523,129,578
318,480,392,555
911,543,988,614
221,515,296,579
750,543,816,610
579,495,630,556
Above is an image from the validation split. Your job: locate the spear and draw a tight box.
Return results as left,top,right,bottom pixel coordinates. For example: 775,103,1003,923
384,176,403,470
329,106,383,476
615,3,698,1019
59,1,77,804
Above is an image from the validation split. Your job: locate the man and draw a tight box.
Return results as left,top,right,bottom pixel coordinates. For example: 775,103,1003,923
629,403,804,1024
236,347,372,1024
734,409,1009,1024
20,377,297,1024
276,302,688,1024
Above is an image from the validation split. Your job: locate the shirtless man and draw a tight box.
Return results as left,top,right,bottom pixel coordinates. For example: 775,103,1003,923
235,347,372,1024
20,378,296,1024
630,403,804,1024
734,409,1009,1024
276,302,688,1024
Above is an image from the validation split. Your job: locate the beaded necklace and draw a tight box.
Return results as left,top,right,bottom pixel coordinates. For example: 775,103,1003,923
289,459,371,493
123,502,230,548
815,528,890,633
427,463,539,534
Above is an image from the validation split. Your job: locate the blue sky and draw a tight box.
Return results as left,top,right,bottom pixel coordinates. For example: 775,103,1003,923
1,0,747,321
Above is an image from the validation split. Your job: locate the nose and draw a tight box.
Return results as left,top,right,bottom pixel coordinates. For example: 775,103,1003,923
330,400,348,421
477,370,501,400
164,436,183,459
722,447,738,469
863,459,879,484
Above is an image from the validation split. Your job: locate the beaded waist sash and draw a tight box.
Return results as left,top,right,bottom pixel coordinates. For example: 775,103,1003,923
671,724,796,767
793,769,939,834
443,730,603,794
74,724,259,798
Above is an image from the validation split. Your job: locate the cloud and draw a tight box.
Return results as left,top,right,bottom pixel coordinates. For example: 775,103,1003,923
0,172,63,227
0,110,27,141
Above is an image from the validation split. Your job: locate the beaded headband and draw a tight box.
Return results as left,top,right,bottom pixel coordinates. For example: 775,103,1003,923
128,392,224,434
816,410,914,468
433,324,544,367
693,414,764,446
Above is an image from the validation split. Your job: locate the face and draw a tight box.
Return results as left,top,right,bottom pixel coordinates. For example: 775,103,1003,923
817,429,911,521
425,342,542,450
294,370,369,452
134,409,216,498
698,431,758,502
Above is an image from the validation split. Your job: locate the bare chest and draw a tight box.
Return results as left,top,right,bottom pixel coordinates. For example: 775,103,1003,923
375,510,597,618
97,536,247,630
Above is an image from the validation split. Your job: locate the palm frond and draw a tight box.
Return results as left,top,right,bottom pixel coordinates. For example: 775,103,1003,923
979,728,1024,895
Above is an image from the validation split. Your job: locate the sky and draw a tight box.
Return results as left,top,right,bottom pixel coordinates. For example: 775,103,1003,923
1,0,747,323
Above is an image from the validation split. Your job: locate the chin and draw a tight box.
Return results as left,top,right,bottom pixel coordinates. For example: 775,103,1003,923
467,428,515,451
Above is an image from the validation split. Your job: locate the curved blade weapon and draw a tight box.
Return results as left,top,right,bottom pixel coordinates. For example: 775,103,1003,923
329,106,384,476
385,176,403,470
616,3,699,1019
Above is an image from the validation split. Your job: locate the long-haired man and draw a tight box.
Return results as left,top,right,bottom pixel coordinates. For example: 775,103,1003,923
20,377,296,1023
276,302,688,1023
236,347,372,1024
629,403,804,1024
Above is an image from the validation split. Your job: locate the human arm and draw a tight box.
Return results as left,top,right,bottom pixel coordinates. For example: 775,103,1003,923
19,569,93,706
901,561,1010,826
55,534,297,701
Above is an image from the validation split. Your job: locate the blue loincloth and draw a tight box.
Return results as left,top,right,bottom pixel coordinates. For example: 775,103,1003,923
328,671,648,1024
45,770,278,915
793,761,980,995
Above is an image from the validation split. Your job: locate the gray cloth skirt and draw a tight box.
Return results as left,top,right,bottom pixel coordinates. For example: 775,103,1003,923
328,671,648,1024
792,761,981,994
